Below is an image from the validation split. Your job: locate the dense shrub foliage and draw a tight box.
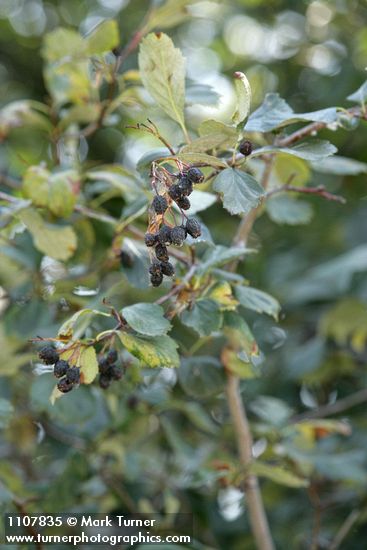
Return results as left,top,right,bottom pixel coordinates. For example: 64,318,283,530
1,1,367,548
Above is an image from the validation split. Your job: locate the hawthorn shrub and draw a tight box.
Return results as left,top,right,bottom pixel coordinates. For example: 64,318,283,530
1,4,367,549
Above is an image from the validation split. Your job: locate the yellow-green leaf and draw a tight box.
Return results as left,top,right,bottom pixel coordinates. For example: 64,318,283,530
18,208,77,261
86,20,119,55
22,166,50,207
78,346,98,384
250,462,309,488
48,172,77,218
232,71,251,126
139,32,186,130
118,332,179,368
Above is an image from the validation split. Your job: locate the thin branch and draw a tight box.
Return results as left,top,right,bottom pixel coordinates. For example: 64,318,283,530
13,499,44,550
226,374,275,550
266,184,346,204
328,509,360,550
291,388,367,423
155,264,197,305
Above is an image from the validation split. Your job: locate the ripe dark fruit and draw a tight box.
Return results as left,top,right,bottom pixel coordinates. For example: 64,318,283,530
238,139,253,156
57,377,73,394
110,365,123,380
186,167,204,183
149,260,162,276
186,217,201,238
54,360,69,378
155,243,169,262
168,184,183,202
106,349,118,364
120,250,134,268
177,197,191,210
152,195,168,214
160,261,175,276
145,232,157,247
66,366,80,385
158,225,172,244
99,374,111,390
39,345,59,365
178,176,193,196
150,272,163,287
98,358,110,374
170,225,186,246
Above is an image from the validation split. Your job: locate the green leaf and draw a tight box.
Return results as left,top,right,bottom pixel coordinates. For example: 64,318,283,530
86,20,119,55
18,208,77,261
0,100,51,137
48,172,77,218
118,332,179,368
213,168,264,215
311,156,367,175
232,71,251,125
273,154,310,187
44,60,91,106
181,120,238,153
139,32,186,131
58,309,110,340
42,28,86,62
347,80,367,103
0,398,14,429
179,356,224,398
235,285,280,319
198,245,251,274
181,299,222,336
250,462,309,488
246,93,337,132
250,396,293,426
222,311,259,361
177,152,227,168
79,346,98,384
253,140,337,162
221,347,259,378
121,303,171,336
319,298,367,353
146,0,194,31
266,196,314,225
22,165,50,207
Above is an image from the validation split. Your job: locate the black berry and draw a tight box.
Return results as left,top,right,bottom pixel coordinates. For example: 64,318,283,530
152,195,168,214
155,243,169,262
158,225,172,245
57,377,73,394
238,139,253,156
150,272,163,287
66,366,80,385
168,184,183,202
106,349,118,364
99,374,111,389
145,232,157,247
120,250,134,268
177,197,191,210
186,217,201,238
39,345,59,365
98,358,110,375
149,260,162,276
110,365,124,380
186,167,204,184
178,175,193,196
170,225,186,246
160,261,175,276
54,360,69,378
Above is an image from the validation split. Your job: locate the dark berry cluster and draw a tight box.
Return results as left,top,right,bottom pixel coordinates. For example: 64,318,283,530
144,166,204,287
38,345,80,394
98,349,124,389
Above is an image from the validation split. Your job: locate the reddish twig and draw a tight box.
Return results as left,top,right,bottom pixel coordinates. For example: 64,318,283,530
266,184,346,204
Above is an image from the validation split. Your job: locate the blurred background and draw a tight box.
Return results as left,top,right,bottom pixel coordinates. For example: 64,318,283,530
1,1,367,548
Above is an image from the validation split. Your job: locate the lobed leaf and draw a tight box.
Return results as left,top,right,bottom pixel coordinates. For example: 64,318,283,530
213,168,264,215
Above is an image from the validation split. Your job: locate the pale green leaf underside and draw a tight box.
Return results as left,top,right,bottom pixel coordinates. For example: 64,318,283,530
121,302,171,336
213,168,264,215
235,286,281,320
139,32,186,129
